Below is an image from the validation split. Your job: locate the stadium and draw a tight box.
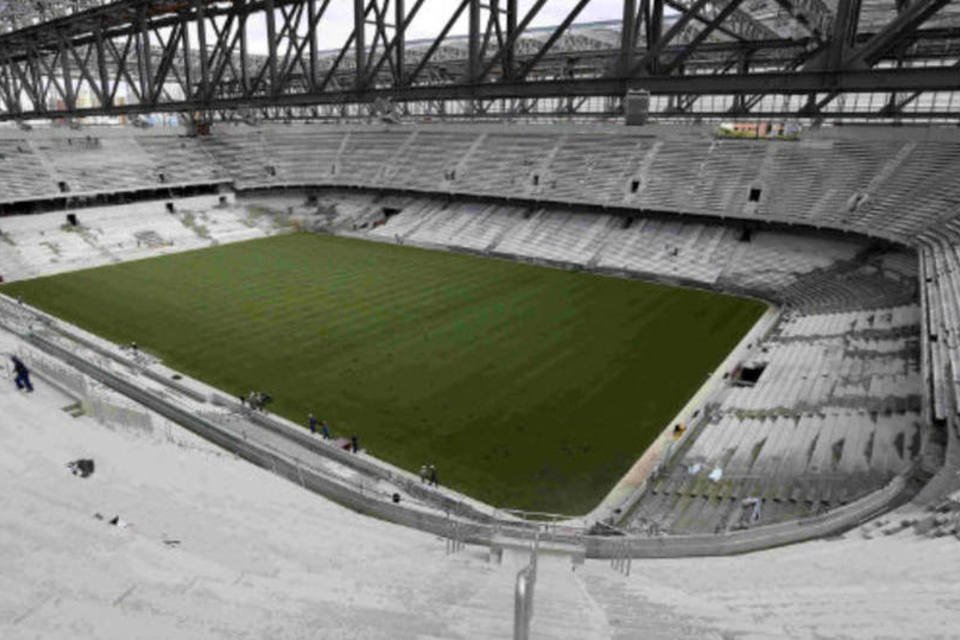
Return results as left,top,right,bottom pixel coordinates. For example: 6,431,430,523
0,1,959,638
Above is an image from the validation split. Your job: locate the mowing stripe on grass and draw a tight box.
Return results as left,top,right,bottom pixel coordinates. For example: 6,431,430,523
3,233,766,514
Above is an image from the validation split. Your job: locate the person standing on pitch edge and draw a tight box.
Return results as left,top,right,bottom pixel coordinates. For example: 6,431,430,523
11,356,33,393
308,413,318,435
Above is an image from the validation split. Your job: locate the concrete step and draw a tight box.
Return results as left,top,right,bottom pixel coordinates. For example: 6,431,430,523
61,401,85,418
530,556,612,639
439,549,613,639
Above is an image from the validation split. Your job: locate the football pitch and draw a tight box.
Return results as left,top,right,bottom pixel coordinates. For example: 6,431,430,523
4,233,766,514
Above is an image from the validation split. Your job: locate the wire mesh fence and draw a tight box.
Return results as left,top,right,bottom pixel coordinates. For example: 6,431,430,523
84,395,153,434
11,340,155,436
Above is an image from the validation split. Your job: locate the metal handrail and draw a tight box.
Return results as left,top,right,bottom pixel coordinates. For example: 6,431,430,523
445,517,466,555
513,529,540,640
610,538,632,576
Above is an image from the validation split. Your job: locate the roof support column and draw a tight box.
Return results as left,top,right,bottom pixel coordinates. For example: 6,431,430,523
265,0,278,95
504,0,517,81
307,0,318,90
468,0,481,84
620,0,638,75
195,0,209,101
827,0,861,71
395,0,406,86
354,0,366,88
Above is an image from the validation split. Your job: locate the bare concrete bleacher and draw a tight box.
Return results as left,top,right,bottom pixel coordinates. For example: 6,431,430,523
1,121,957,546
1,122,958,243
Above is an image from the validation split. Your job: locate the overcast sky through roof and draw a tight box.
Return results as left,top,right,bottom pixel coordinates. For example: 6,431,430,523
238,0,627,55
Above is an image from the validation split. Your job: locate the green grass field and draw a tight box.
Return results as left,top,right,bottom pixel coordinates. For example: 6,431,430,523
4,233,766,513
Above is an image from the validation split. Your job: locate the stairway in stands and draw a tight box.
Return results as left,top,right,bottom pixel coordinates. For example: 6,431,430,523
442,549,611,639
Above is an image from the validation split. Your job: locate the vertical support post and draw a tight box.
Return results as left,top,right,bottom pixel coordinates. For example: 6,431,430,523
181,10,193,101
648,0,663,74
886,0,913,113
504,0,517,81
734,51,750,112
59,32,76,112
3,58,16,115
95,19,110,109
265,0,278,95
620,0,637,75
354,0,366,88
395,0,406,87
648,0,662,46
27,48,44,113
239,1,249,95
0,60,13,116
827,0,862,71
307,0,319,90
139,4,153,104
468,0,481,83
196,0,209,101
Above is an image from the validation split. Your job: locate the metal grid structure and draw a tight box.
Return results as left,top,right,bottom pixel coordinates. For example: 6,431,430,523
0,1,957,123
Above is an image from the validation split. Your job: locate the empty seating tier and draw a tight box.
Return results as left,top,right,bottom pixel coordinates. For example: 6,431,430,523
630,304,923,535
0,123,958,247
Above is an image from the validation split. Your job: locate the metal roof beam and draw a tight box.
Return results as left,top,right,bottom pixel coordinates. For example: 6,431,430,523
662,0,748,74
666,0,780,42
770,0,833,40
848,0,952,67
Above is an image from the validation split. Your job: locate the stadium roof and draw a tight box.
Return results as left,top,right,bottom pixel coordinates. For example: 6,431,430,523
0,0,957,122
0,1,107,34
0,1,942,60
3,0,960,38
